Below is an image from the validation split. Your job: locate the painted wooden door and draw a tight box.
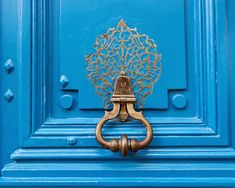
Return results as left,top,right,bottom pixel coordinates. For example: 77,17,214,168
0,0,235,187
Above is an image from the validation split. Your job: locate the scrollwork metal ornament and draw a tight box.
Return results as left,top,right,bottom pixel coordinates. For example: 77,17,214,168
85,19,162,109
85,19,162,156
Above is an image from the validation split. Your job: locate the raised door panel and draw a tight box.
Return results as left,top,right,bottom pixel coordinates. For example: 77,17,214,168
26,0,228,149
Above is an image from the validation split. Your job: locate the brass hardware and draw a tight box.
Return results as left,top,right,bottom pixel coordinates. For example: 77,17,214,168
85,19,162,156
96,71,153,156
85,19,161,109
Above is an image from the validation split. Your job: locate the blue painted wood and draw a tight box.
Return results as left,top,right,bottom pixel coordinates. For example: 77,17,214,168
0,0,31,170
28,0,227,149
0,0,235,187
59,0,187,109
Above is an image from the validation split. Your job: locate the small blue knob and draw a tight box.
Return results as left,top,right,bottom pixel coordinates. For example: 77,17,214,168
60,94,73,109
4,89,14,102
172,94,187,109
60,75,69,88
4,59,14,73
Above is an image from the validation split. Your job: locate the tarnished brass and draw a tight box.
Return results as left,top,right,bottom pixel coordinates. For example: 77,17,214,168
86,19,162,156
96,71,153,156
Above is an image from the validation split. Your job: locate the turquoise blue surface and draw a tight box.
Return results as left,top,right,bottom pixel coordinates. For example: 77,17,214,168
0,0,235,187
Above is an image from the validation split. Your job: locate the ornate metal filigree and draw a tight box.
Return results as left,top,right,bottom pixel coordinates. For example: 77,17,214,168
85,19,162,109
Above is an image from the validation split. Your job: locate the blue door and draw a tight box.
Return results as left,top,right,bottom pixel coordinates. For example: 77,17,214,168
0,0,235,187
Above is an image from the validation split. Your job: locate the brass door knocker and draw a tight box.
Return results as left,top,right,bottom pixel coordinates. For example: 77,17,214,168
96,71,153,156
85,19,162,156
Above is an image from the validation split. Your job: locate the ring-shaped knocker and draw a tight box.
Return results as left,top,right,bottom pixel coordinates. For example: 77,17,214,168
95,71,153,156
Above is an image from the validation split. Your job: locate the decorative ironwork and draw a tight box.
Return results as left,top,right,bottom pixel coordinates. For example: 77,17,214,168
85,19,161,109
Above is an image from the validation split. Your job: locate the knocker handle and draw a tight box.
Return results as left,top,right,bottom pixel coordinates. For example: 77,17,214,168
95,102,153,156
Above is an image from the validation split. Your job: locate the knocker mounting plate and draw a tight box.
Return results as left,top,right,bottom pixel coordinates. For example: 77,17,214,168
85,19,162,156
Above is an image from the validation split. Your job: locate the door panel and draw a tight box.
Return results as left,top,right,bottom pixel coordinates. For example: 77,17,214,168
0,0,235,187
59,0,186,110
30,0,227,148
